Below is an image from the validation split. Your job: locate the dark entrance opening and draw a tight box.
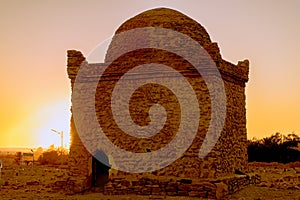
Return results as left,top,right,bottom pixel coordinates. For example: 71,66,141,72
92,150,111,188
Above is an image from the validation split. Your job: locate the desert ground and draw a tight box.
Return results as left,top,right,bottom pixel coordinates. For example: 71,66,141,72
0,155,300,200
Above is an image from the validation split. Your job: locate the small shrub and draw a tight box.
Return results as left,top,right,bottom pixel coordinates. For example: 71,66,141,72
37,148,68,165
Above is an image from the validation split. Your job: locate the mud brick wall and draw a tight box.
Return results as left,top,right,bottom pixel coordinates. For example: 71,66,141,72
66,8,249,193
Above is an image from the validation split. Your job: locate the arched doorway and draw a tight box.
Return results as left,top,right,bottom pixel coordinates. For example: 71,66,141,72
92,150,111,187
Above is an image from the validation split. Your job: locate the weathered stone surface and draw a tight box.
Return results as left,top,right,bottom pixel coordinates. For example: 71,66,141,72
215,182,228,200
64,7,250,198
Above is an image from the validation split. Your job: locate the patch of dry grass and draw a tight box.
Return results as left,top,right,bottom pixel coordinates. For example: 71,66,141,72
1,154,299,200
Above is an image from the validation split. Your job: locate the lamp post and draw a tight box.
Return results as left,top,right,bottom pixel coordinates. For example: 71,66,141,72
51,129,64,165
31,149,34,167
51,129,63,149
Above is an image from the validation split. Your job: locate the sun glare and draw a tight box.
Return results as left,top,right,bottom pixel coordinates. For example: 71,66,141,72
33,100,71,149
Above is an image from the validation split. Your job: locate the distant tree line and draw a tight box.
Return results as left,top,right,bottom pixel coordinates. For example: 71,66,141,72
248,132,300,163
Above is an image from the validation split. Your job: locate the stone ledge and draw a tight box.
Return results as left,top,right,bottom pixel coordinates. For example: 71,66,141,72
57,173,260,199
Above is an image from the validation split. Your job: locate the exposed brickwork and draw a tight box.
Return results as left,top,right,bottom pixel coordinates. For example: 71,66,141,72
65,7,250,198
99,174,260,199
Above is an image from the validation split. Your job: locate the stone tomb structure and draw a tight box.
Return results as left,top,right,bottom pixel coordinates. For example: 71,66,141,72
65,8,255,198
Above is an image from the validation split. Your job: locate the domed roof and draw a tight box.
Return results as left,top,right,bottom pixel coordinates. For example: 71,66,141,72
115,8,212,46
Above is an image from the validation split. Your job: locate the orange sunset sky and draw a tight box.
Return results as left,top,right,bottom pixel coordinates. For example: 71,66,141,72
0,0,299,148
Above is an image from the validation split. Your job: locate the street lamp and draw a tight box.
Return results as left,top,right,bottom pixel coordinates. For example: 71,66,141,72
51,129,64,165
31,149,34,167
51,129,64,149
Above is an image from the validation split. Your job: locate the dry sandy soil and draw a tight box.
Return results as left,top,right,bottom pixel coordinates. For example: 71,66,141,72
0,159,300,200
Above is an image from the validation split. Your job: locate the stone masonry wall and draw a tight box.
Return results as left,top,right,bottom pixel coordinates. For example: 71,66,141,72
101,174,260,199
66,48,249,191
66,8,250,195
